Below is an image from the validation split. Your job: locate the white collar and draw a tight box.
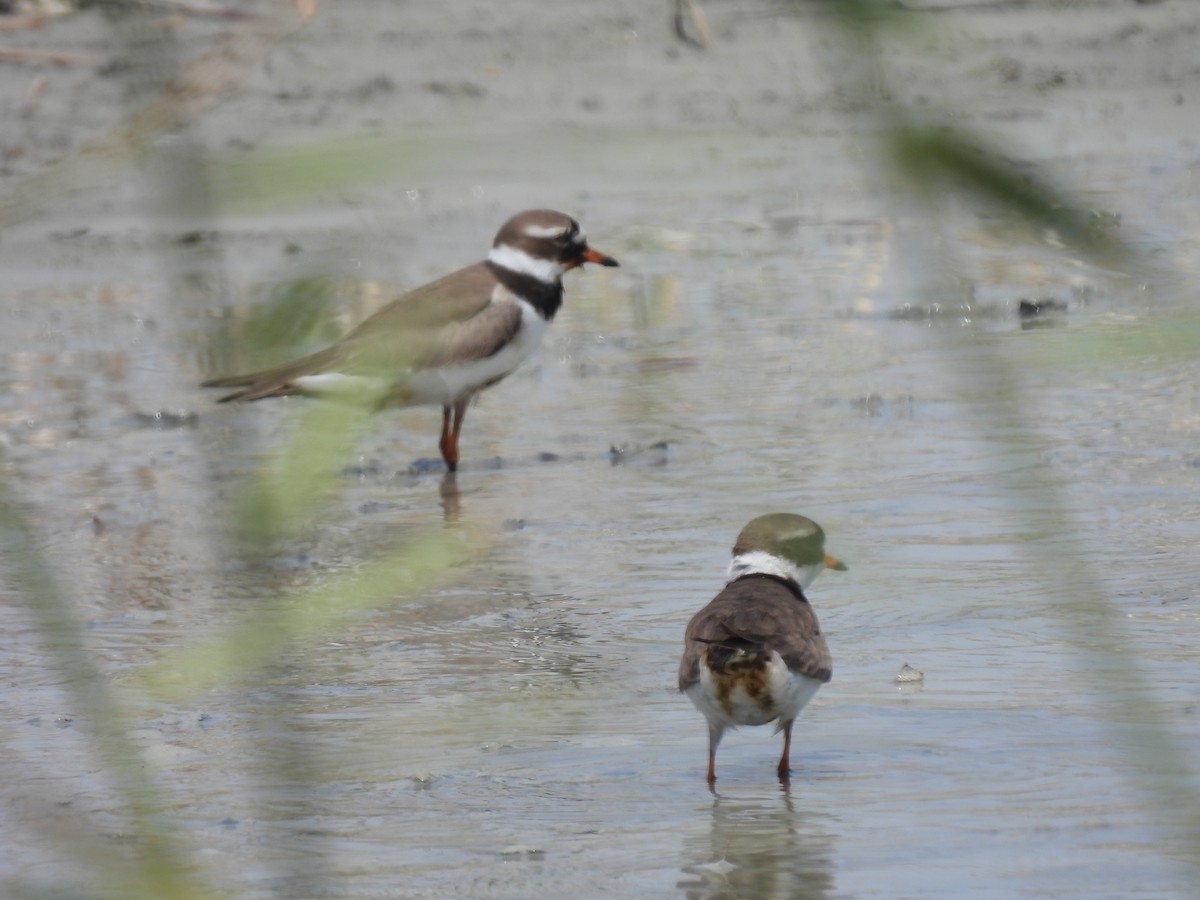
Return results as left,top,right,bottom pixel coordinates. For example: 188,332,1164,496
726,550,823,591
487,243,564,283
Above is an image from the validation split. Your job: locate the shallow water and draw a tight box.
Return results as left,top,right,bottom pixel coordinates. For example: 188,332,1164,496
3,2,1200,898
4,204,1197,897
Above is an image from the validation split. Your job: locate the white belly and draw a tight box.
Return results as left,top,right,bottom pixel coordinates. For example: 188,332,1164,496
687,651,823,729
404,303,546,405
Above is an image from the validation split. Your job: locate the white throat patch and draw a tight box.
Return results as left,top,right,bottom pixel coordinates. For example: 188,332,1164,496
488,243,564,284
726,551,824,591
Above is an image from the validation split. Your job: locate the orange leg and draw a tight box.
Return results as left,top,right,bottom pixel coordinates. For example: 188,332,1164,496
438,406,455,470
777,719,794,781
438,399,468,472
707,723,724,785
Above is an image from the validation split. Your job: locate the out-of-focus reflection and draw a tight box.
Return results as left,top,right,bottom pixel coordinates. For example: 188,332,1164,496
678,787,835,900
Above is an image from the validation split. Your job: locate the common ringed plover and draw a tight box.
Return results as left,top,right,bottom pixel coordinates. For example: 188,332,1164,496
679,513,845,784
202,209,618,471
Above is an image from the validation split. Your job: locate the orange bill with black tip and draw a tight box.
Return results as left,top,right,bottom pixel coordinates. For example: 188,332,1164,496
582,247,619,267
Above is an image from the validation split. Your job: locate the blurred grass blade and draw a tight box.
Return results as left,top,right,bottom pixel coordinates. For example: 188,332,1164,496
955,343,1200,851
887,120,1131,264
239,276,343,353
236,396,379,546
210,134,423,209
137,524,489,702
820,0,911,32
1026,314,1200,369
202,277,342,383
0,480,216,900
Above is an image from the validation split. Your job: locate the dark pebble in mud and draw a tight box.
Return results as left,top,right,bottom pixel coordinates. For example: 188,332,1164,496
344,459,382,478
25,716,73,728
424,80,486,99
407,458,447,475
176,230,219,247
610,441,669,466
268,553,316,570
497,846,545,860
1018,298,1068,318
407,456,502,475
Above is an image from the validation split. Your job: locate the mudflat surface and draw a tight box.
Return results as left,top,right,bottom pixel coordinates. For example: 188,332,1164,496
2,2,1199,897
